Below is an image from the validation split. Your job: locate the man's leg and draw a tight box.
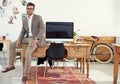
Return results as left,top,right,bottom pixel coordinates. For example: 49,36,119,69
2,38,28,73
2,42,17,73
22,38,38,80
9,42,17,65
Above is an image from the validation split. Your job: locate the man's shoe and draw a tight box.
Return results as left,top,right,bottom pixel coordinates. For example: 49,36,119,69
22,76,28,81
2,66,15,73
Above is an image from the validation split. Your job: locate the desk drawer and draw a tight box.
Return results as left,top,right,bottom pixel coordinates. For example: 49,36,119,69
68,47,88,58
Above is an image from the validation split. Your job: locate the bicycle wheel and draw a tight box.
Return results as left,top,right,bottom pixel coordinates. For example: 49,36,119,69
92,43,113,63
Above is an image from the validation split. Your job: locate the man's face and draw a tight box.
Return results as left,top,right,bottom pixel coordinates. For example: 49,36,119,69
26,6,34,16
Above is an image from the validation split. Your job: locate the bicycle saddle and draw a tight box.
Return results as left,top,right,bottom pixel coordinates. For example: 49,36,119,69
91,36,99,41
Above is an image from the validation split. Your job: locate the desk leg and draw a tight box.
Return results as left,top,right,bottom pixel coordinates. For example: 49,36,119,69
113,47,119,84
22,53,25,72
80,58,83,73
83,58,85,74
79,58,88,76
21,46,26,71
86,58,90,78
76,58,79,68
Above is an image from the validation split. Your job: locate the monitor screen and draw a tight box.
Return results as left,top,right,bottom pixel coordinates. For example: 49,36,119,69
46,22,74,43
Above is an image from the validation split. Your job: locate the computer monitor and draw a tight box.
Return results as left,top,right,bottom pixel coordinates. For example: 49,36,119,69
46,22,74,43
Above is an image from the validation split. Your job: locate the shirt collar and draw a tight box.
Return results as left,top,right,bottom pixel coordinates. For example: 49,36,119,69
27,14,33,19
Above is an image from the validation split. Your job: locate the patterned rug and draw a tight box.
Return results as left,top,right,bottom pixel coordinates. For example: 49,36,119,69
24,67,95,84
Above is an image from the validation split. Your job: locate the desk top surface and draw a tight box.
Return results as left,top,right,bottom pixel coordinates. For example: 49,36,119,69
0,39,11,42
22,43,90,47
64,43,89,46
47,43,90,47
112,43,120,47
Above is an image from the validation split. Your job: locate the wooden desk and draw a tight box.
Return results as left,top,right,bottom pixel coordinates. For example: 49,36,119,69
22,43,90,77
0,39,11,56
112,44,120,84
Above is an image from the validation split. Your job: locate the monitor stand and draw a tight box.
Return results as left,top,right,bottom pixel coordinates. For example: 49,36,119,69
46,41,71,44
46,41,65,44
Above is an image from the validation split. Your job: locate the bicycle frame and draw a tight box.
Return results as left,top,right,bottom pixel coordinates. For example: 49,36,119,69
84,38,96,54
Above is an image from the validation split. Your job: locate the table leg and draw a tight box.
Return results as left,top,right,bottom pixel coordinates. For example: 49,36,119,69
76,58,79,68
86,58,90,78
21,45,26,71
83,58,85,74
113,47,119,84
80,58,83,73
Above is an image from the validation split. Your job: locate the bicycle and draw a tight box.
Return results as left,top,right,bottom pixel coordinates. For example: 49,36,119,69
82,36,113,64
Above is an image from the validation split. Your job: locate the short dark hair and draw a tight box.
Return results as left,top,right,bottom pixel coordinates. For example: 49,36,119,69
27,2,35,8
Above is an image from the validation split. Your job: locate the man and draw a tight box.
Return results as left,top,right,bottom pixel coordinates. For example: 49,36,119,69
2,2,46,81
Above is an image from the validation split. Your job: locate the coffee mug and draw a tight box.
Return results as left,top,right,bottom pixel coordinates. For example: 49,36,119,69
2,36,6,40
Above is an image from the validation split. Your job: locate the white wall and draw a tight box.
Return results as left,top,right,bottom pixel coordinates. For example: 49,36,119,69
0,0,119,41
116,0,120,36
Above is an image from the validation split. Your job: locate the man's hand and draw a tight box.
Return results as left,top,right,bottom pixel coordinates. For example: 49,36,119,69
30,39,38,47
16,40,21,47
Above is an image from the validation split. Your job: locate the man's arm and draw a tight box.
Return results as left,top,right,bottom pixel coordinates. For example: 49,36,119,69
17,26,26,41
35,15,45,40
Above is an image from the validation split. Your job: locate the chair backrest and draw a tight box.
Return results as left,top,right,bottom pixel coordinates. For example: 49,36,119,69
46,43,67,60
0,43,3,51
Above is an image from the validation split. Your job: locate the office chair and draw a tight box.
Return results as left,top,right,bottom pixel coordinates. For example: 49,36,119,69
0,43,6,64
43,43,67,77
